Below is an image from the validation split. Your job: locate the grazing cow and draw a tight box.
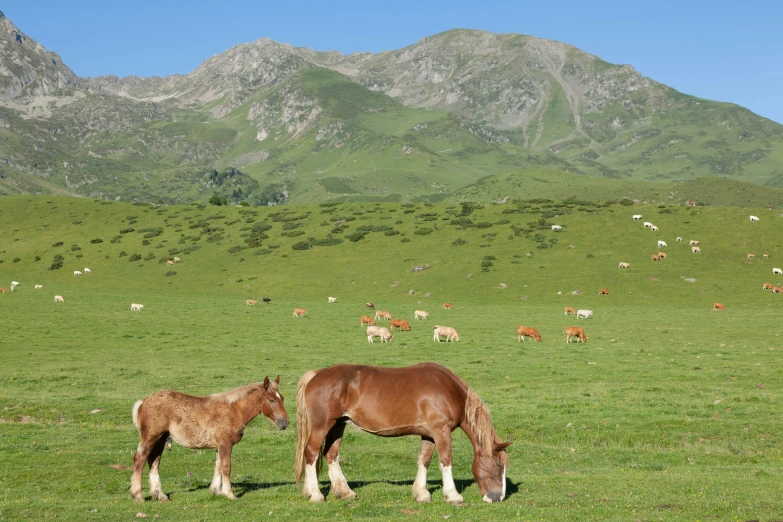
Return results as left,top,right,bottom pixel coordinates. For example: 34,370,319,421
651,255,660,261
54,295,64,303
643,222,653,228
366,326,393,343
685,200,696,208
750,215,760,222
167,260,175,266
433,325,460,342
374,310,392,321
173,257,181,262
414,310,429,320
84,268,91,273
390,319,412,331
246,299,257,306
551,225,562,231
360,315,376,327
131,303,144,311
328,296,337,304
11,281,19,287
442,302,454,309
773,286,783,294
689,240,699,246
576,309,593,319
658,252,668,259
713,302,726,311
262,297,271,304
0,288,6,293
763,283,773,290
692,246,701,254
763,254,770,258
564,327,587,343
293,308,308,318
658,240,667,247
748,254,755,260
774,268,783,275
618,262,630,269
517,326,542,342
564,307,576,316
34,284,42,289
599,288,610,295
632,215,642,221
365,302,375,310
676,237,683,242
74,271,82,277
651,225,659,232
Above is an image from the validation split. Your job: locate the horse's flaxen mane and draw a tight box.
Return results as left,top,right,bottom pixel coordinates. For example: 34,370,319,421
464,385,510,467
210,382,271,404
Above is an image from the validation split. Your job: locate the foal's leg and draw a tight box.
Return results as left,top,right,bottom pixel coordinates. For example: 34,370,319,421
412,437,435,502
209,449,222,495
433,429,463,505
147,436,170,501
131,440,153,502
323,422,355,500
217,444,236,499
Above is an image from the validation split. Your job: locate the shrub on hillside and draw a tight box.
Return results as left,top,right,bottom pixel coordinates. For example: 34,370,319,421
345,231,366,242
49,254,64,271
452,238,468,245
52,241,64,247
128,254,142,262
90,238,103,244
414,228,433,236
71,245,81,251
165,271,177,276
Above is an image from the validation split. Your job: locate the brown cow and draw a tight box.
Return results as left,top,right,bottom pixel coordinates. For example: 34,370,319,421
442,302,454,309
772,286,783,294
658,252,667,259
599,288,610,295
564,327,587,343
374,310,392,321
0,288,6,294
763,283,773,290
365,302,375,310
651,255,660,261
564,307,576,316
390,319,412,331
246,299,257,306
360,315,376,327
293,308,308,318
712,303,726,311
517,326,542,342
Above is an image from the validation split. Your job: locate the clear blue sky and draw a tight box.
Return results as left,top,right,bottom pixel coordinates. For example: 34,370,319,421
6,1,783,123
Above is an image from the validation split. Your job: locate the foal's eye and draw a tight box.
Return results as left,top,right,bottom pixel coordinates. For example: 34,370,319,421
269,398,275,404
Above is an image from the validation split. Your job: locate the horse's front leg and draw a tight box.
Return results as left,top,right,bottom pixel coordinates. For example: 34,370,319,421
433,430,463,505
218,444,236,499
324,422,355,500
209,449,222,495
412,437,435,502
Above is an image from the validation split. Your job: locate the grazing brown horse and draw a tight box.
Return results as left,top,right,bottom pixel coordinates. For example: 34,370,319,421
131,376,289,502
295,363,510,505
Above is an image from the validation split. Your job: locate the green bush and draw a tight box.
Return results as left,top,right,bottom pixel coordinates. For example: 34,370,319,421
414,228,434,236
90,238,104,244
52,241,64,247
129,254,142,262
49,254,64,270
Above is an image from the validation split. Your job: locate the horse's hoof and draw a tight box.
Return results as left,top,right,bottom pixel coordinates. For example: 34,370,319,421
337,490,356,501
156,496,170,503
133,496,144,503
308,494,325,503
445,494,463,506
413,491,432,503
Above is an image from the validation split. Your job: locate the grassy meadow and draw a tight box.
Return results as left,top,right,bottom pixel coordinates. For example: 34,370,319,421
1,196,783,520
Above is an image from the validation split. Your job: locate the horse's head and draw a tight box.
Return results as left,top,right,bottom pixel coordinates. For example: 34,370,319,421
260,376,289,430
472,438,511,503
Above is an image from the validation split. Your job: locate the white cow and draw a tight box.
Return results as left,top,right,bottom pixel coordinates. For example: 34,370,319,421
651,225,659,232
414,310,429,320
692,246,701,253
433,325,460,342
366,326,392,343
774,268,783,275
632,215,642,221
676,237,683,242
658,241,667,247
173,257,181,262
643,222,653,228
54,295,64,303
750,215,760,222
11,281,19,291
327,296,337,303
34,284,42,289
74,270,82,277
131,303,144,311
618,262,630,269
576,309,593,319
551,225,562,231
689,240,699,246
84,268,91,273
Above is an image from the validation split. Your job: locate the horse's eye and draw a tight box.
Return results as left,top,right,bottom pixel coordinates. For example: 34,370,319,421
269,398,275,404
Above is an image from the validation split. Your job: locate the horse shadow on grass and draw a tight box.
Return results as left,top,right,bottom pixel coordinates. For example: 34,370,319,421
187,480,294,498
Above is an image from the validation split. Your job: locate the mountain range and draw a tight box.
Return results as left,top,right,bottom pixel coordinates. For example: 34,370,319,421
2,12,782,205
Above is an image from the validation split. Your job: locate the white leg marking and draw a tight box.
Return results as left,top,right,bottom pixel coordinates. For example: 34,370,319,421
304,462,324,502
439,463,463,505
327,457,356,500
412,460,431,502
209,452,222,494
502,466,506,501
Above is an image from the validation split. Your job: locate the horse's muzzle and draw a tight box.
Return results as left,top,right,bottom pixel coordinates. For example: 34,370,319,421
482,489,504,503
277,417,289,430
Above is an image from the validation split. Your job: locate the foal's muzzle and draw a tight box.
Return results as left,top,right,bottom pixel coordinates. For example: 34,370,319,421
277,417,289,430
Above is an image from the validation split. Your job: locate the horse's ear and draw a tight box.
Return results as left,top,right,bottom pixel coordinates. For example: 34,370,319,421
494,441,512,452
263,376,270,389
274,375,280,384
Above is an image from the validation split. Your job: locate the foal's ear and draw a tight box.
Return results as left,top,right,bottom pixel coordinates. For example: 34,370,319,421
494,441,512,452
263,376,270,389
274,375,280,384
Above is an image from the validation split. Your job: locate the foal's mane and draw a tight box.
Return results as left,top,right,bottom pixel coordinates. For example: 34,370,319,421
210,382,270,404
463,382,510,467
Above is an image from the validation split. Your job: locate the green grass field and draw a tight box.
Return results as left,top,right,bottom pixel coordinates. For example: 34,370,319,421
1,196,783,520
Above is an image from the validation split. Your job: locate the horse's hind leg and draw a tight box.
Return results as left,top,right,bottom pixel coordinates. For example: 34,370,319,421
131,441,152,502
412,437,435,502
303,424,333,503
323,422,355,500
209,449,222,495
147,436,170,501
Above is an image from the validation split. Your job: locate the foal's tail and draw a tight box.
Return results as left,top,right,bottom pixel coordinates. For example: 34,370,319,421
131,399,144,431
295,370,320,484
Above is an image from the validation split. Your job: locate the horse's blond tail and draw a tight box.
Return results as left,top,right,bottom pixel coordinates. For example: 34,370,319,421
132,399,143,430
295,370,320,484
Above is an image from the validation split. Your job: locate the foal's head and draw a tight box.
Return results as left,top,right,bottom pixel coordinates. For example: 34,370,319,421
472,436,511,503
260,376,289,430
